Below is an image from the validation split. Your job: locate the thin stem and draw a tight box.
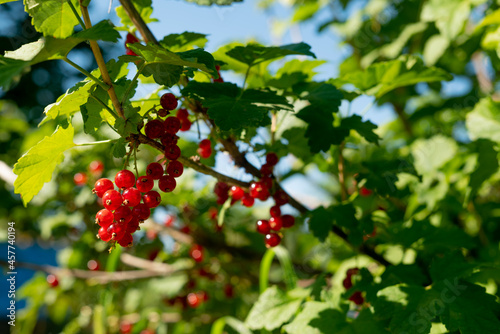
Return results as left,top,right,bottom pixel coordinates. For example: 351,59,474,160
121,63,145,105
89,95,119,120
75,139,114,147
270,112,277,145
118,0,158,44
242,65,252,89
66,0,86,30
133,143,139,179
64,57,109,90
79,1,125,119
338,142,347,201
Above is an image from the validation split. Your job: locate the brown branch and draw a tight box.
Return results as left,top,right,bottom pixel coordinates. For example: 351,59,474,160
80,1,125,119
0,260,180,284
338,142,348,201
118,0,158,44
394,103,413,137
132,133,251,188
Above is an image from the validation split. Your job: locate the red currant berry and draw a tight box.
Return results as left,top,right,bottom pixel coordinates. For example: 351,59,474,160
260,163,273,176
125,48,138,56
117,233,133,247
349,291,364,305
198,290,209,302
122,187,141,207
125,32,139,44
176,108,189,120
87,260,100,271
261,176,273,190
199,139,211,149
157,108,169,117
269,216,282,231
95,209,114,228
257,187,270,201
270,205,281,218
126,217,141,234
214,182,229,197
132,203,151,221
164,215,174,227
167,160,184,177
158,175,177,192
187,292,201,308
241,193,255,207
143,190,161,208
120,321,133,334
208,207,218,220
256,220,271,234
230,186,244,201
216,193,229,205
360,187,373,197
145,119,165,139
161,133,178,147
343,277,353,290
136,175,154,193
108,223,126,241
146,162,164,180
165,145,181,160
281,214,295,228
266,152,279,166
47,274,59,287
160,93,178,110
180,119,192,132
164,116,181,134
98,226,112,242
249,182,263,198
73,172,87,186
346,268,359,277
102,190,123,211
180,225,191,234
93,178,114,197
273,190,289,205
224,284,234,298
189,244,204,262
115,170,136,190
265,233,281,248
114,205,133,224
89,160,104,176
198,146,212,159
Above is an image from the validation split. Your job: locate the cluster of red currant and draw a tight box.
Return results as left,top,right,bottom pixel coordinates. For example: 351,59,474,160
343,267,365,305
197,139,212,159
212,153,295,248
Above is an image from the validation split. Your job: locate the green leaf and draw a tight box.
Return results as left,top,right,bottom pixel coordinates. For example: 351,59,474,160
340,115,380,144
41,80,94,124
226,42,316,67
308,206,334,242
296,105,347,152
334,56,452,98
429,251,477,283
211,316,252,334
128,43,217,77
0,0,19,3
411,135,457,175
357,159,419,196
72,20,120,43
293,82,343,112
437,281,500,334
468,139,499,199
245,286,304,331
0,56,29,90
182,81,292,131
24,0,81,38
141,63,183,87
13,125,75,206
217,197,232,227
112,138,128,158
283,301,342,334
421,0,471,40
159,32,208,52
466,97,500,143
